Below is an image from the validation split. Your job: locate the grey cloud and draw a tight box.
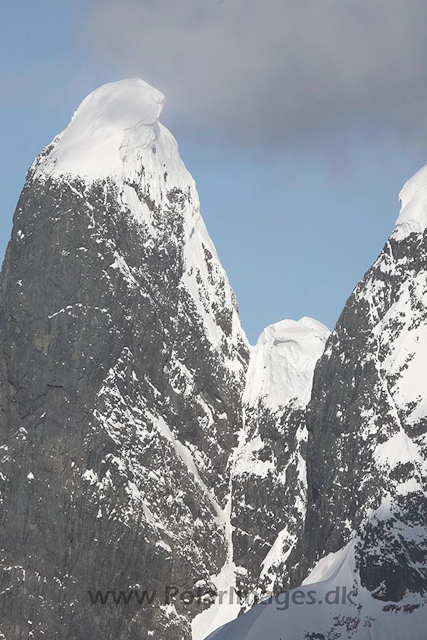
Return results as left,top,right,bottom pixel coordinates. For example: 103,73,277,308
86,0,427,149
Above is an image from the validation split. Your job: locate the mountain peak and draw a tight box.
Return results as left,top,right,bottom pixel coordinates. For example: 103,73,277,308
244,316,330,411
72,78,165,129
35,78,169,181
257,316,329,347
394,163,427,239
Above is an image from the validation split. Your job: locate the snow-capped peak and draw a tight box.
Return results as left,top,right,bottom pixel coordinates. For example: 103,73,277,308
31,78,246,364
244,316,330,411
394,163,427,240
33,78,188,183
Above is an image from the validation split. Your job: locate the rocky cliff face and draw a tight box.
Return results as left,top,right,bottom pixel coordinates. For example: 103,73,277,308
0,79,249,640
2,77,426,640
297,227,427,597
207,166,427,639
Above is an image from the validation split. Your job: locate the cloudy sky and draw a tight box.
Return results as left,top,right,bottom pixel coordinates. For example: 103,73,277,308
1,0,427,341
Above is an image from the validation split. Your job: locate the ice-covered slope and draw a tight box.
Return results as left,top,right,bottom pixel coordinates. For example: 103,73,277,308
0,79,249,640
206,165,427,639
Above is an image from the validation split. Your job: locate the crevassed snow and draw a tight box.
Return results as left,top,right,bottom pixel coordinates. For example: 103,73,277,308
244,316,330,411
394,163,427,239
